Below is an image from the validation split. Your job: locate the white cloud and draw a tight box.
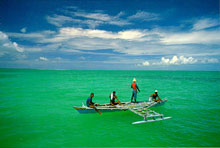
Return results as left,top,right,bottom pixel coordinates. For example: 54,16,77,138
73,11,111,21
13,42,24,52
153,56,219,66
154,56,198,65
60,27,146,41
7,26,220,57
21,27,27,33
201,58,219,64
161,57,170,65
140,56,219,67
73,11,130,26
82,20,104,28
46,15,75,27
79,56,86,60
0,31,8,39
5,15,220,58
47,11,130,28
46,14,105,28
43,10,220,56
128,11,159,21
179,56,197,64
161,30,220,45
47,9,160,29
39,57,48,61
161,17,220,45
40,27,147,43
142,61,150,66
0,31,24,57
43,7,220,56
140,56,198,66
3,41,24,53
192,18,219,30
207,58,219,63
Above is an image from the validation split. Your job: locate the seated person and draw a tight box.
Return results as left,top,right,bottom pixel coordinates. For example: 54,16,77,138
87,93,95,107
149,90,163,102
109,91,121,105
86,93,102,115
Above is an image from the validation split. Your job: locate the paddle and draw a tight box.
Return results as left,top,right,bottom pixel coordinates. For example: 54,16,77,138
91,104,102,115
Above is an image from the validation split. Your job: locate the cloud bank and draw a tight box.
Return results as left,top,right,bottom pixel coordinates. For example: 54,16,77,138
140,56,219,66
0,31,24,57
1,6,220,70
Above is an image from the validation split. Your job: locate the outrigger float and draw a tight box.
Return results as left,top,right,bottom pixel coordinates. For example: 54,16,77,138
73,99,171,124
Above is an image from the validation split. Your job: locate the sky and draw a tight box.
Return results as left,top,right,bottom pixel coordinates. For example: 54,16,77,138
0,0,220,70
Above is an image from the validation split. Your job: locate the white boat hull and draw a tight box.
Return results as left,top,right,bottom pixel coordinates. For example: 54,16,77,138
73,106,127,113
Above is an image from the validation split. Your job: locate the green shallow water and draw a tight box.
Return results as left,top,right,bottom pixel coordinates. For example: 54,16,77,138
0,69,220,147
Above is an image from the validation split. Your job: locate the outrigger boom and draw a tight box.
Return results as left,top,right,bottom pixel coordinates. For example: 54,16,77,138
73,99,171,124
128,106,171,124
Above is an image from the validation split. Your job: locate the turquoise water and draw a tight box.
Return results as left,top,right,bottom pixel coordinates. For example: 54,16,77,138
0,69,220,147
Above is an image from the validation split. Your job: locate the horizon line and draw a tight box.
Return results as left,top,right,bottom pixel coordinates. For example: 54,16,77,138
0,67,219,72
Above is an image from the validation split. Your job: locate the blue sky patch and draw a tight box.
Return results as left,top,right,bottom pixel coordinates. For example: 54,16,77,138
0,0,219,70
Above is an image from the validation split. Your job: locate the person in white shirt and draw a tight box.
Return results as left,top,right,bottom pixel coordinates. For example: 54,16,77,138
109,91,121,105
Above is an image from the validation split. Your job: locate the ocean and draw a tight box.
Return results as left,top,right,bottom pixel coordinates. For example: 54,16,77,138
0,68,220,147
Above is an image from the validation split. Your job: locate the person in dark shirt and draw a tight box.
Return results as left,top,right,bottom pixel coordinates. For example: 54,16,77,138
86,93,95,107
149,90,162,102
86,93,102,115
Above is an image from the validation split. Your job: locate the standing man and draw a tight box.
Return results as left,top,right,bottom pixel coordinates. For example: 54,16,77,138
131,78,140,103
86,93,102,115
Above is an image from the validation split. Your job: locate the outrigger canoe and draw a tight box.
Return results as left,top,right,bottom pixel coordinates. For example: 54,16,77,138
73,99,167,113
73,99,171,124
